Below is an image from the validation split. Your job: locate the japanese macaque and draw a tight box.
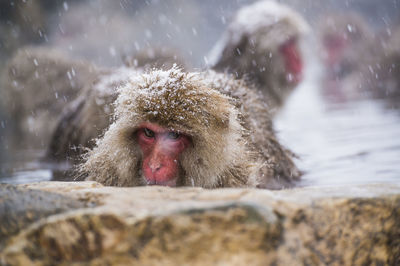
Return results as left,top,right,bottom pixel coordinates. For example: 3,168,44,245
209,1,309,113
317,13,378,102
318,13,400,106
0,46,98,149
79,67,300,189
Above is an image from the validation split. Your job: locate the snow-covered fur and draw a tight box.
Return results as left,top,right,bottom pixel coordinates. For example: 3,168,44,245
47,67,140,163
210,0,309,113
47,46,186,163
81,67,300,189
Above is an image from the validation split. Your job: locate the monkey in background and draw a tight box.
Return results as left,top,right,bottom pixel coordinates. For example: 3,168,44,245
318,14,372,76
316,13,380,102
80,67,300,189
0,46,98,150
47,67,140,167
209,0,309,113
317,12,400,106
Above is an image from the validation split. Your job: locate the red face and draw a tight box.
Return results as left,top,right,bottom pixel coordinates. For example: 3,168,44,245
137,123,191,186
323,34,347,66
279,38,303,84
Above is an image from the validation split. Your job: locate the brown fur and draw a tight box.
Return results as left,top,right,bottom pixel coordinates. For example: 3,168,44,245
210,1,309,113
0,46,98,149
80,67,300,189
47,47,189,164
46,67,140,164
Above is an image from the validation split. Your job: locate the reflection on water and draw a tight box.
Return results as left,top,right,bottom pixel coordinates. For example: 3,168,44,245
0,169,52,184
276,79,400,187
1,79,400,187
0,149,52,184
0,146,81,183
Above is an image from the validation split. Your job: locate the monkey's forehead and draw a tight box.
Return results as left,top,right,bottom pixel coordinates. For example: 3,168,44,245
115,68,233,132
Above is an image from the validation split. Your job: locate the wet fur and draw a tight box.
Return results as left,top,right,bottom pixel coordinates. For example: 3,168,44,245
80,68,300,189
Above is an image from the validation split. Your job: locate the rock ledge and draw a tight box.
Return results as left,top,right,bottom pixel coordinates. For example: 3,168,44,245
1,182,399,265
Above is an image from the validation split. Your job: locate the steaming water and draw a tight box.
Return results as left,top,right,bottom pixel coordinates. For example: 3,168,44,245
0,150,52,184
275,79,400,187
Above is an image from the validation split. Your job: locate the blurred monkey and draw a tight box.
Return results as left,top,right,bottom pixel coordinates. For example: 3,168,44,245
0,47,98,149
210,1,309,113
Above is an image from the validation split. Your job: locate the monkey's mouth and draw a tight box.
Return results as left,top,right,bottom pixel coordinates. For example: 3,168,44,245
144,176,178,187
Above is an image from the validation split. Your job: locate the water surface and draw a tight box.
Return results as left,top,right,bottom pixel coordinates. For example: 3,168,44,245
276,79,400,187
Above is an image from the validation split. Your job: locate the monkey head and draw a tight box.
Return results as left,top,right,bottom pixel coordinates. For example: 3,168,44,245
81,67,256,188
318,13,373,76
210,1,309,104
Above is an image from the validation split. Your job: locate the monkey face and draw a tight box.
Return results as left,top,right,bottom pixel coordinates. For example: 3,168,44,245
136,122,191,186
279,37,303,84
82,68,254,188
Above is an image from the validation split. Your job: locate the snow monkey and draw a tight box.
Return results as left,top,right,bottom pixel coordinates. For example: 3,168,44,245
316,13,380,102
318,13,374,79
0,46,98,149
79,67,300,189
209,1,309,112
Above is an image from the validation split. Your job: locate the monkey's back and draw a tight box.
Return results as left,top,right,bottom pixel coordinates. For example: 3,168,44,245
202,71,301,189
1,47,98,149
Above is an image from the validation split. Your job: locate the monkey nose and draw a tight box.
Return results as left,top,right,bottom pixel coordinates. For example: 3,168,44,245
149,163,162,173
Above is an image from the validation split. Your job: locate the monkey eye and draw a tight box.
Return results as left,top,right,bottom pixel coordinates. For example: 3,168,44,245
143,128,155,138
167,131,180,140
